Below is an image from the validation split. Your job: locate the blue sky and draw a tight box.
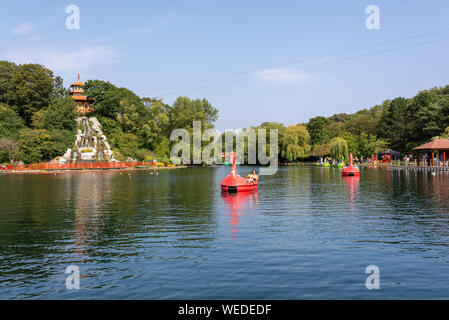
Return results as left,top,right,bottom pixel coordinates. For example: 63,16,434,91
1,1,449,131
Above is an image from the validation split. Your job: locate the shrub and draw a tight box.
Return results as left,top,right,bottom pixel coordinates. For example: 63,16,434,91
159,156,171,166
135,149,157,161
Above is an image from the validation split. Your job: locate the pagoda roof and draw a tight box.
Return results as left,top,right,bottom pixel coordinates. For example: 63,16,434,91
72,95,95,102
413,139,449,150
70,74,85,87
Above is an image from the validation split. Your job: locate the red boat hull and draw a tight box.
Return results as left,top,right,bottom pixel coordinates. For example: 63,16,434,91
221,182,258,192
221,152,258,193
341,170,360,177
341,153,360,177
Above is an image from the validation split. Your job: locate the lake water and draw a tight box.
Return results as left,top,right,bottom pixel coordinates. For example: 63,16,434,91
1,166,449,299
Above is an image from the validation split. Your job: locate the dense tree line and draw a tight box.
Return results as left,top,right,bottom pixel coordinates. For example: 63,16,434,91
230,85,449,163
298,86,449,162
0,61,76,163
1,60,449,164
83,80,218,161
0,61,219,164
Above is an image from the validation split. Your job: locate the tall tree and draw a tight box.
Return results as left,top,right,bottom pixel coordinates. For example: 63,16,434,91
411,90,436,142
0,104,24,139
280,124,310,162
169,97,218,133
381,97,413,153
0,61,18,104
329,137,349,162
7,64,55,125
84,80,145,119
307,116,330,145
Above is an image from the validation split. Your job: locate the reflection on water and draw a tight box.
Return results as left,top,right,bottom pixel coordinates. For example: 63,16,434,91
342,175,360,211
2,166,449,299
73,173,111,260
221,191,259,239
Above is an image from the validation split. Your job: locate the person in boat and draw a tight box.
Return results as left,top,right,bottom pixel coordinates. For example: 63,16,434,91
246,170,259,183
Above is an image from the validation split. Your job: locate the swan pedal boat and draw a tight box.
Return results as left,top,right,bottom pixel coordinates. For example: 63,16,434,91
221,153,258,193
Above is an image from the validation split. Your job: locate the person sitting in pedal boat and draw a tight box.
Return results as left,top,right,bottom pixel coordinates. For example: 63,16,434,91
246,170,259,183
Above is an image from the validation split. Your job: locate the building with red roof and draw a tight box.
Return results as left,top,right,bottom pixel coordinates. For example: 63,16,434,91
413,139,449,166
70,74,95,115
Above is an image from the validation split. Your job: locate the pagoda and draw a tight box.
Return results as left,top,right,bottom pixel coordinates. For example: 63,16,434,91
70,75,95,115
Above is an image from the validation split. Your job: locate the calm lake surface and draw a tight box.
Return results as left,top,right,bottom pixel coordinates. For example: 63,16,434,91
1,166,449,299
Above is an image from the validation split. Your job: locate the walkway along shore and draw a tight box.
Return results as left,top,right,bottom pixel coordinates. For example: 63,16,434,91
360,160,449,172
0,162,188,175
386,165,449,172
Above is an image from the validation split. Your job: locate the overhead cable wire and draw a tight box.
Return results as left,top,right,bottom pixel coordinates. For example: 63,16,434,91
141,27,449,97
154,36,449,98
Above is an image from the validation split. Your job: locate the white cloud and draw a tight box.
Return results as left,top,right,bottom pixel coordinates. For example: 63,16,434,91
12,23,36,35
5,11,180,78
2,44,122,74
254,68,311,85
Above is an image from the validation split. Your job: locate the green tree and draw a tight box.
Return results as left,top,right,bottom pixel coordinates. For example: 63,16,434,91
84,80,145,119
280,124,310,162
328,113,349,123
116,100,144,134
0,104,24,139
307,116,330,145
153,136,171,157
311,144,330,157
345,109,381,136
329,137,348,162
32,97,77,132
0,138,19,163
15,128,75,164
142,98,171,141
169,97,218,133
258,122,286,161
381,97,413,153
7,64,55,125
339,131,358,156
52,76,66,100
438,98,449,129
356,132,388,158
327,121,345,138
97,116,122,137
366,137,389,156
411,90,436,141
0,61,18,104
16,129,52,163
116,133,139,159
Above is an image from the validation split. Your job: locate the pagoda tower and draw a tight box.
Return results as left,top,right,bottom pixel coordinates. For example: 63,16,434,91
70,74,95,115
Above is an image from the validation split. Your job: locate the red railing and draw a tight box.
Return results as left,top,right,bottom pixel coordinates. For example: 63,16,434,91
1,162,154,172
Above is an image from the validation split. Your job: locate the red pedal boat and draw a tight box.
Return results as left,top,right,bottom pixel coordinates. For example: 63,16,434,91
342,153,360,177
221,152,258,192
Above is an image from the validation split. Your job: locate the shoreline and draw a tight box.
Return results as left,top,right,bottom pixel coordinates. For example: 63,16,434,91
0,165,190,175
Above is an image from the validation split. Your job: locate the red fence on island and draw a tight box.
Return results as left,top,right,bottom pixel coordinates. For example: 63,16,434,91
0,162,154,172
